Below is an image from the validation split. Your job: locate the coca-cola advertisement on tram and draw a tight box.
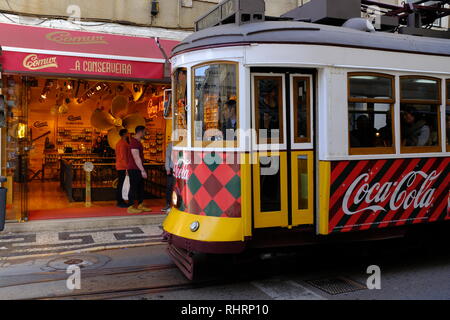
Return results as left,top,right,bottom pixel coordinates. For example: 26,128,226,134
328,157,450,233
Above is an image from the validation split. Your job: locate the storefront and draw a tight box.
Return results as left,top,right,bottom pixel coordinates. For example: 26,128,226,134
0,23,178,222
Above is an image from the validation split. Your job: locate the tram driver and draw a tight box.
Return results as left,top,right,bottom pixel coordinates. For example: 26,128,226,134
222,99,238,140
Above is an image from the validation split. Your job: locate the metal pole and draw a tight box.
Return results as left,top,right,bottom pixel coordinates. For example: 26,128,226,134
83,162,94,208
85,171,91,208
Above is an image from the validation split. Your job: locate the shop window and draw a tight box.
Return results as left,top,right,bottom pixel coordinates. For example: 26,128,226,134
192,62,238,146
348,73,395,155
400,76,441,153
446,80,449,151
173,68,187,145
254,76,284,145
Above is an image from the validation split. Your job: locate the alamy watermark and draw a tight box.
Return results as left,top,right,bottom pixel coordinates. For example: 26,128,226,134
171,127,283,176
366,265,381,290
66,265,81,290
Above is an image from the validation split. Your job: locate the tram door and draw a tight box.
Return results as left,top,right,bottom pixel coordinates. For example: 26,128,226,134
251,72,314,229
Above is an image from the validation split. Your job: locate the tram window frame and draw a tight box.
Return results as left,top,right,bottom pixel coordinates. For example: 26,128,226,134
347,72,396,155
172,68,188,147
191,61,239,148
254,75,285,145
446,79,449,151
292,76,312,144
400,76,442,154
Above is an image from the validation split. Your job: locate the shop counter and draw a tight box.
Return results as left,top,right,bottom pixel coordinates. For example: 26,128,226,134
60,160,167,202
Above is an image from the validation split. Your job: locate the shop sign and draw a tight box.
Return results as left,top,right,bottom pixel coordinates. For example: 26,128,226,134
67,115,82,122
23,54,58,70
33,121,48,128
4,51,164,80
71,60,132,76
46,31,108,45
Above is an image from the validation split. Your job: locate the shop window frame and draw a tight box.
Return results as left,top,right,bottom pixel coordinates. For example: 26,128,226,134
399,75,442,154
191,61,240,148
347,72,396,155
172,67,188,147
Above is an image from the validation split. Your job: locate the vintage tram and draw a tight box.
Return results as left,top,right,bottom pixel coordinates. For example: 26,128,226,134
162,1,450,279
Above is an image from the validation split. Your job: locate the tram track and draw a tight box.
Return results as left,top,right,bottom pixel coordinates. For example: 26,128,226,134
6,256,279,300
4,231,446,300
0,263,179,296
35,278,222,300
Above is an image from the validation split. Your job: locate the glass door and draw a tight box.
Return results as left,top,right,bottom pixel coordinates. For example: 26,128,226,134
251,72,314,229
2,75,29,222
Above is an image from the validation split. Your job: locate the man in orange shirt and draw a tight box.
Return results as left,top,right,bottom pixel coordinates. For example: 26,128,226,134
115,129,129,208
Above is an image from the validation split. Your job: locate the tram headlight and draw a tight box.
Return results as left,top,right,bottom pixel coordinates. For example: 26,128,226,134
172,191,179,207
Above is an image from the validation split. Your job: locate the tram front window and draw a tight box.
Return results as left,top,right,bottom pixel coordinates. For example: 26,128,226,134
400,77,441,151
192,63,238,145
173,68,187,145
348,73,395,154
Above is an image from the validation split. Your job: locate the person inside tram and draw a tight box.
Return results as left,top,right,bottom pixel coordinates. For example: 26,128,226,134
222,99,237,140
402,107,431,147
350,115,376,148
377,113,392,147
259,86,280,135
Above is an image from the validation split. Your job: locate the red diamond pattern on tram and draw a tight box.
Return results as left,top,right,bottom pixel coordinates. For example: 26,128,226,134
176,151,241,218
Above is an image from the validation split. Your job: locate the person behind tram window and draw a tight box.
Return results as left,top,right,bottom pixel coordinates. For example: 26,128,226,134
402,107,431,147
222,99,237,140
377,113,392,147
350,115,376,148
115,129,129,208
259,87,279,132
127,126,152,214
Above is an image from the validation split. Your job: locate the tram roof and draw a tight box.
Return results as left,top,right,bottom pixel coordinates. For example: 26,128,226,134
172,20,450,57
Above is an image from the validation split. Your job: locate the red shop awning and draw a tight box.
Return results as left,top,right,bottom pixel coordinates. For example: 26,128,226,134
0,23,179,81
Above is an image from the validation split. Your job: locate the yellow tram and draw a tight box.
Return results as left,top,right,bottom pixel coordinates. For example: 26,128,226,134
162,0,450,279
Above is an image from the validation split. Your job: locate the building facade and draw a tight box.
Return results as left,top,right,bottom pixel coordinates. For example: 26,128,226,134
0,0,446,32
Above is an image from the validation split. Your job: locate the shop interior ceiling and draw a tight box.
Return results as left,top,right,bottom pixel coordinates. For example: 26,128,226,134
26,77,163,149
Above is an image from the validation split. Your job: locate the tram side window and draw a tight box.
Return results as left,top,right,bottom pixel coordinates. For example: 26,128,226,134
446,80,450,150
173,68,187,145
348,74,395,154
193,63,238,145
400,77,441,151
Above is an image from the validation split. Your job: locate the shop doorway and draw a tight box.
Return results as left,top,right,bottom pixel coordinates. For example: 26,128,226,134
3,75,170,221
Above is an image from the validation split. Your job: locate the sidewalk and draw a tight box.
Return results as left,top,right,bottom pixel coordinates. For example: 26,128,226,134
0,215,166,261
